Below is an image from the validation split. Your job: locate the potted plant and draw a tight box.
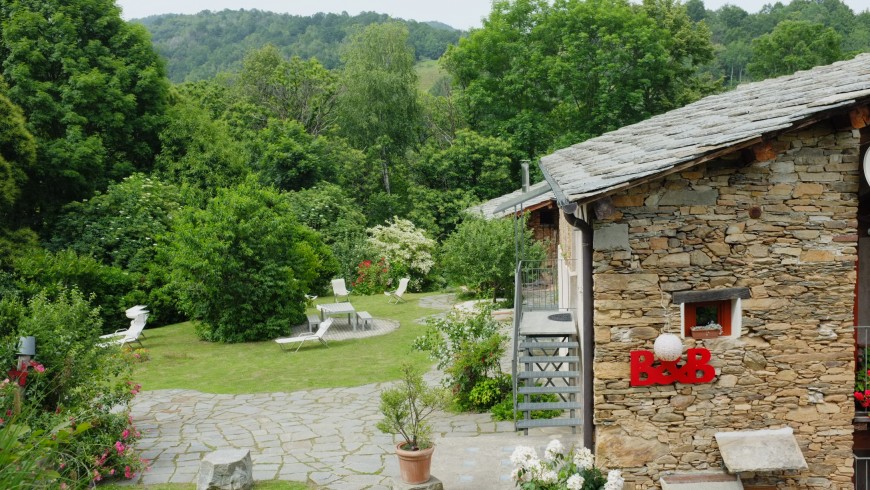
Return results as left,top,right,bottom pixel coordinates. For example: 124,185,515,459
377,362,449,484
690,322,722,339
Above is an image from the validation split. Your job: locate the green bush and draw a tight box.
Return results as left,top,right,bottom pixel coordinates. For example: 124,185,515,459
0,288,145,487
467,374,511,411
490,391,563,422
11,249,134,333
441,215,546,302
169,178,337,342
413,306,508,411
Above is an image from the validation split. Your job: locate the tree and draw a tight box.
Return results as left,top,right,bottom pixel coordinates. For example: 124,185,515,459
0,80,35,218
154,95,248,201
441,216,545,301
748,20,844,79
336,23,421,196
411,129,519,202
50,174,180,272
169,178,336,342
0,0,170,226
235,46,338,136
444,0,714,156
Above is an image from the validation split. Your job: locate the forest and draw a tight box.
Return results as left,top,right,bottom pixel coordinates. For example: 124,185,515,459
1,0,869,342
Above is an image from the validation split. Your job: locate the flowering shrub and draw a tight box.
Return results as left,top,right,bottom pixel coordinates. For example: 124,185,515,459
352,257,390,295
856,367,870,409
367,218,435,287
0,288,147,487
511,440,624,490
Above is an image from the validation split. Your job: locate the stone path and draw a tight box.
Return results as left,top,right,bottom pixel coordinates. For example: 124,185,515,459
124,294,578,488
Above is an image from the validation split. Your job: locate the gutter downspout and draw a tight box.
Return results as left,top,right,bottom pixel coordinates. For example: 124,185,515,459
563,205,594,451
539,162,595,451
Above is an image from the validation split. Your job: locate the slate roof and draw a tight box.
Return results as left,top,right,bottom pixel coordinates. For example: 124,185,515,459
540,53,870,205
466,181,554,219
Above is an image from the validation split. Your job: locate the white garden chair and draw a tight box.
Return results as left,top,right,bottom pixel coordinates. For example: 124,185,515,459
331,278,351,302
385,278,410,304
274,318,334,352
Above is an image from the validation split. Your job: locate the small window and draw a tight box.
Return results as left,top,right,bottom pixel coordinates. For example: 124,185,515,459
538,208,557,227
684,300,732,336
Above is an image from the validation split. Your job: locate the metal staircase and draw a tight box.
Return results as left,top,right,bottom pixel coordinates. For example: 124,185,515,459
512,260,583,434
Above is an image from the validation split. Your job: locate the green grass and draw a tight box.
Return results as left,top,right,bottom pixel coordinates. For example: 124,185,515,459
101,482,310,489
133,293,444,394
415,59,447,93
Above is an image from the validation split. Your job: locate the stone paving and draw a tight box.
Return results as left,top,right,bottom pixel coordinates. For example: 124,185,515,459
124,294,579,488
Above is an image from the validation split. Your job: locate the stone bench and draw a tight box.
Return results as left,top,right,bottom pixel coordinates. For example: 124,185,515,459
307,313,321,333
357,311,373,330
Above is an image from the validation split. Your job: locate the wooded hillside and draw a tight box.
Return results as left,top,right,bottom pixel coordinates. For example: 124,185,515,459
135,9,463,82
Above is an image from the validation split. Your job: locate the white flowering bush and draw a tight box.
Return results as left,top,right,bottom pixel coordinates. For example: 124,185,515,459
367,218,435,285
510,440,624,490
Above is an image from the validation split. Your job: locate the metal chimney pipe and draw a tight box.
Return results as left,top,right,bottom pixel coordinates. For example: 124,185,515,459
521,160,530,193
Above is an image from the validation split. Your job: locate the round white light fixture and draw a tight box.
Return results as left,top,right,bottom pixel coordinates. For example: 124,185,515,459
863,149,870,186
653,333,684,362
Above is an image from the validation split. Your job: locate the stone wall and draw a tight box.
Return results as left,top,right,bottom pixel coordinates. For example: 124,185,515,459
587,121,860,489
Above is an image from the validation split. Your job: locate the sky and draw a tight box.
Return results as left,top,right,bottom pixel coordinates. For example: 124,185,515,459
114,0,870,30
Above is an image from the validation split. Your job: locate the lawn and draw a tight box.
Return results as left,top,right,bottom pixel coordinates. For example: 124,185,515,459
415,59,446,93
132,292,445,394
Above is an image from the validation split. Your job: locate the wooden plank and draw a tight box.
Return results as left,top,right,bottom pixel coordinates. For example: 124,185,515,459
672,287,751,304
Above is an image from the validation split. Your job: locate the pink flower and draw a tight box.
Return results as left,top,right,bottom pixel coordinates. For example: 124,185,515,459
61,484,68,490
93,470,102,482
29,361,45,372
115,441,125,454
110,469,115,475
122,429,130,439
125,466,133,479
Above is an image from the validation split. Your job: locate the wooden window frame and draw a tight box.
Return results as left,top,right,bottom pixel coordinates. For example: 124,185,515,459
683,300,732,336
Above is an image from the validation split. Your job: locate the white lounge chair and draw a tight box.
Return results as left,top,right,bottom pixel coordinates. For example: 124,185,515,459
331,279,351,302
275,318,334,352
385,278,410,304
99,314,147,348
100,313,148,340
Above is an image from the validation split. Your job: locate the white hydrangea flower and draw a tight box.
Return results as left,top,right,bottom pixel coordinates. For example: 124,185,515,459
604,469,625,490
540,469,558,484
566,474,585,490
526,458,544,478
510,445,538,467
572,447,595,470
544,439,565,461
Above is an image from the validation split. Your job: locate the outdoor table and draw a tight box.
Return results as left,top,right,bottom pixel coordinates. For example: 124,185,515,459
318,302,357,330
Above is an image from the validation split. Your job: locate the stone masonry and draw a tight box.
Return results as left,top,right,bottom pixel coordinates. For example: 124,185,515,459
586,120,861,489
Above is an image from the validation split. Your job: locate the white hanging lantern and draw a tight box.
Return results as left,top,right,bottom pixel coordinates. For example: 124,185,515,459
653,333,684,361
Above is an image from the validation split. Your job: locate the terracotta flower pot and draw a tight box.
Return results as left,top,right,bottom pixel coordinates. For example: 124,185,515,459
691,329,720,339
395,443,434,484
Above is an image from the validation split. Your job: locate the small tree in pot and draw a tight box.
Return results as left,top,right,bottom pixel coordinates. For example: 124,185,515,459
377,362,449,484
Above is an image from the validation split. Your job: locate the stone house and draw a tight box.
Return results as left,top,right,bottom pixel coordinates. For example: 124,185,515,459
467,180,560,259
517,54,870,488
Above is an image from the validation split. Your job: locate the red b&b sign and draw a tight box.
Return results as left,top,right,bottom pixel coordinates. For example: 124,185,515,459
630,348,715,386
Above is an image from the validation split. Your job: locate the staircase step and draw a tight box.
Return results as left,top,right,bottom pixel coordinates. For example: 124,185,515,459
518,371,580,379
519,356,580,363
518,386,580,395
520,341,578,349
516,418,582,429
518,401,581,410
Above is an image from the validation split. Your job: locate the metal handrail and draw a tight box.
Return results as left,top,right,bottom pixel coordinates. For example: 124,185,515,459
855,453,870,489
